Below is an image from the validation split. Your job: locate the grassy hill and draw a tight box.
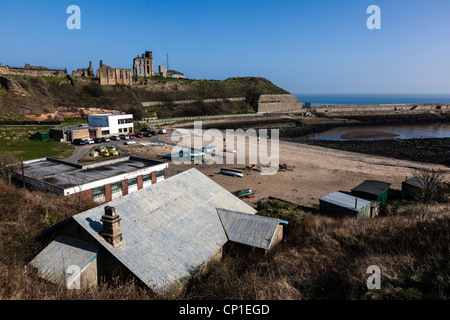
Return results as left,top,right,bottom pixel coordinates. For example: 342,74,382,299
0,185,448,300
0,76,289,121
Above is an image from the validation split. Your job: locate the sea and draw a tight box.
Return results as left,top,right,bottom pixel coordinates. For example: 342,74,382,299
293,93,450,140
294,93,450,106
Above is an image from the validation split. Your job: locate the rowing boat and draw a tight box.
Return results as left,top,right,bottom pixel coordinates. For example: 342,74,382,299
220,168,243,177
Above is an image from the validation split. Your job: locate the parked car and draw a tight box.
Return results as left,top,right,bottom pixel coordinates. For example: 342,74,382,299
110,135,121,141
143,132,152,137
106,145,117,152
97,145,107,151
101,137,111,142
84,138,95,144
72,139,86,145
93,138,102,143
129,134,135,139
134,132,144,138
150,130,158,135
158,129,167,134
119,134,129,140
141,128,151,132
109,149,119,156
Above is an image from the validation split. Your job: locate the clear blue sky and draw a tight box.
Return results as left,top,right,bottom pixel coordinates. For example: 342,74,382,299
1,0,450,94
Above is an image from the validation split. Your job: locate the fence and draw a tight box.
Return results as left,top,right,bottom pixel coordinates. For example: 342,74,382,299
139,112,265,124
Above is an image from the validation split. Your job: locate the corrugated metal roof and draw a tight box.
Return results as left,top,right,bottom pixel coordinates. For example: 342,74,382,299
29,235,99,286
351,180,391,196
72,168,257,293
217,208,287,250
20,157,166,189
404,177,425,188
320,192,371,212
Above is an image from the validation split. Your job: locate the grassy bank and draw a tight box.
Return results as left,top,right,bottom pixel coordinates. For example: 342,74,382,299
0,126,74,160
0,76,288,121
0,182,447,300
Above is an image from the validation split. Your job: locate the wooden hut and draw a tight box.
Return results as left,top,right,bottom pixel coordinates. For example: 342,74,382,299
351,180,391,205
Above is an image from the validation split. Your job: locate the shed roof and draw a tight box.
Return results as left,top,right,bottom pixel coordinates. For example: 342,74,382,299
72,168,257,292
19,157,166,190
403,177,425,188
29,235,99,286
217,208,287,250
351,180,391,196
320,191,371,212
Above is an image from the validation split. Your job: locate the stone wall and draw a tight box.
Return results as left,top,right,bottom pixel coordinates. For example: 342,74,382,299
257,94,302,113
141,97,246,107
96,60,132,86
72,61,94,77
0,64,67,78
310,103,449,116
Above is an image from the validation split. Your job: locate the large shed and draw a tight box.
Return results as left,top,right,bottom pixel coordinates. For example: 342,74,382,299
30,168,288,293
351,180,391,204
319,191,372,218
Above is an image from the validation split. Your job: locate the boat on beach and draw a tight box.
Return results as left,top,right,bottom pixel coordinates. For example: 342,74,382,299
231,188,252,198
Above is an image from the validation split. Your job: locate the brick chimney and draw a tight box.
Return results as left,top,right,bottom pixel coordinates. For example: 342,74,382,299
100,206,123,248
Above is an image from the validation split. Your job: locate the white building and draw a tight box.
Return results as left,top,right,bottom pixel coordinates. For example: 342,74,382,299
87,114,134,136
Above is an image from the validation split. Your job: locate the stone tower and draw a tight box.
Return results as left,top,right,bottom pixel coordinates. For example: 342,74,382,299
133,51,154,78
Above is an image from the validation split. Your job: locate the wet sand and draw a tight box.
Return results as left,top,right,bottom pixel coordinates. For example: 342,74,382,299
340,131,400,140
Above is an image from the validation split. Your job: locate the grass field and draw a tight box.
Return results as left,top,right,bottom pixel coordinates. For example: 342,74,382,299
0,126,74,160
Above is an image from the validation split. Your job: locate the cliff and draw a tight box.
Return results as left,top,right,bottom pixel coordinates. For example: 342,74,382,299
0,75,293,121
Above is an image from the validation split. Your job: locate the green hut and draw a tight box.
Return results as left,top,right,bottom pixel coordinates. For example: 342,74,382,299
30,131,50,141
351,180,391,205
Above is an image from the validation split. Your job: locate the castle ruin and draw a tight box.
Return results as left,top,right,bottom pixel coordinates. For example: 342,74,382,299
0,63,67,78
133,51,154,78
71,61,94,77
96,60,132,86
1,49,183,86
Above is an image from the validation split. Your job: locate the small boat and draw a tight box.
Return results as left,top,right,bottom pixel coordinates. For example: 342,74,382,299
202,146,216,152
220,168,243,177
232,188,252,198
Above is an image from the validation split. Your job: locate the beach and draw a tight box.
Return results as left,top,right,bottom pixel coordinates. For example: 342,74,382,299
122,129,449,208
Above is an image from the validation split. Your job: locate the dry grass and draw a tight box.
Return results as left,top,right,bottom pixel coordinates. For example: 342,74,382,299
178,200,450,300
0,181,448,300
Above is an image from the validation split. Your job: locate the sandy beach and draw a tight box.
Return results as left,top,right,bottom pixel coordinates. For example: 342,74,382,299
122,128,449,208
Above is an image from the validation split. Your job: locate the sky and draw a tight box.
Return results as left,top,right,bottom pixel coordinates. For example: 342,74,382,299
0,0,450,94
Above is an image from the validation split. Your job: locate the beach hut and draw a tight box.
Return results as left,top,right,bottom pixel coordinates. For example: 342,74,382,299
402,177,425,200
30,131,50,141
351,180,391,205
319,191,372,218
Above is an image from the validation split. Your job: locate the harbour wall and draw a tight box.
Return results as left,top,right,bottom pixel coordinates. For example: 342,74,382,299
309,103,449,117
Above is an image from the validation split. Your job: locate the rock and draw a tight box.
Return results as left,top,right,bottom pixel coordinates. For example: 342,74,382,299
0,76,30,97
